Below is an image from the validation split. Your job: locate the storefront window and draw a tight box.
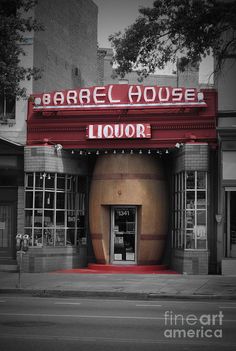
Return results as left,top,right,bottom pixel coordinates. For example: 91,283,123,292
24,173,86,247
172,171,208,250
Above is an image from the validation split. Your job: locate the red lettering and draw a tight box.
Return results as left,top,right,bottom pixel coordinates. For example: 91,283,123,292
172,88,183,102
87,125,96,139
79,89,90,104
42,94,51,105
108,85,121,103
136,124,147,138
93,87,106,103
144,87,156,102
53,92,64,105
87,124,151,139
158,87,170,102
125,124,135,138
114,124,124,138
35,85,203,112
67,90,77,104
103,125,114,138
185,89,196,101
128,85,142,103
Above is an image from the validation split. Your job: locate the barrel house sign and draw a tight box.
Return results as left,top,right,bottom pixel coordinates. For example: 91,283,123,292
26,84,217,273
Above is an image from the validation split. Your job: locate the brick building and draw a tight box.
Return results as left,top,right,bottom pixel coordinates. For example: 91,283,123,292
215,39,236,275
0,0,98,270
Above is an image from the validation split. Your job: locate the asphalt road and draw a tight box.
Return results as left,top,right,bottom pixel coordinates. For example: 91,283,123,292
0,295,236,351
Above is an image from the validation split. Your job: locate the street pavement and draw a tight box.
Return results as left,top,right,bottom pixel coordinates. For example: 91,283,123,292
1,296,236,350
0,271,236,300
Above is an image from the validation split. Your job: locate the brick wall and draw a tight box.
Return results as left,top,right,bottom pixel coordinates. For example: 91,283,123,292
24,146,88,175
17,186,25,236
173,143,209,173
33,0,98,93
171,249,209,275
21,247,87,272
0,0,97,146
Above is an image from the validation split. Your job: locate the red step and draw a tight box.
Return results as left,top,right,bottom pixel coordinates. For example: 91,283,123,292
88,264,168,272
54,264,178,274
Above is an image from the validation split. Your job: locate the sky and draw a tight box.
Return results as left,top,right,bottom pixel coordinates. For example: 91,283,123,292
92,0,214,83
93,0,154,48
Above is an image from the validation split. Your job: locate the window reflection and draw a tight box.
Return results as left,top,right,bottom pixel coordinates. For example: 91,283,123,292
186,171,195,189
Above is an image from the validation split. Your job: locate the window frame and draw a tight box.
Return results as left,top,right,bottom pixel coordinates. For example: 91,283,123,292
172,171,208,250
0,93,16,122
24,172,86,248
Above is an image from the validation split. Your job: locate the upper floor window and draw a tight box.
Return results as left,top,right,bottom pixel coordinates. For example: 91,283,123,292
0,93,15,123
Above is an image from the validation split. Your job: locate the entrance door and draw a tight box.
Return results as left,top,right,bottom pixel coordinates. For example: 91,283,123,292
226,191,236,257
111,206,137,264
0,204,15,257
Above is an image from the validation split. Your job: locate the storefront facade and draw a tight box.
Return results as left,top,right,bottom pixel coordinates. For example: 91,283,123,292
25,84,217,273
0,138,24,266
214,54,236,275
217,115,236,274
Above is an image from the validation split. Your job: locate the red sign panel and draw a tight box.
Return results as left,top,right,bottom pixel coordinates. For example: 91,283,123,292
87,123,151,139
32,84,206,112
27,86,217,149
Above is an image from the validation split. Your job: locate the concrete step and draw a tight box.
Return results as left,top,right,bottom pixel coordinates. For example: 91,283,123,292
222,258,236,275
0,264,18,272
0,259,18,272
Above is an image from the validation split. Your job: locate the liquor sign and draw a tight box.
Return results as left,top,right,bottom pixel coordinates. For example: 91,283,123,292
87,123,151,139
32,84,206,112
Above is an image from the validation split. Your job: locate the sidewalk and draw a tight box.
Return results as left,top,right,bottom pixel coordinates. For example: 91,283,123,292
1,271,236,300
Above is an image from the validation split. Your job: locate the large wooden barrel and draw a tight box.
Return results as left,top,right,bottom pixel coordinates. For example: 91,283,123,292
89,154,168,264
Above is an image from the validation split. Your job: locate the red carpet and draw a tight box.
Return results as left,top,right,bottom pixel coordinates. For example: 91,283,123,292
55,264,178,274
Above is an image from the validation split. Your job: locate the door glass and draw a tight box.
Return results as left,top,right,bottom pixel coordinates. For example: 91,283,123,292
0,205,13,254
113,207,136,262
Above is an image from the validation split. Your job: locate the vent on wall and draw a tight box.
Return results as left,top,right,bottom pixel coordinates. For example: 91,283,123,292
74,67,79,76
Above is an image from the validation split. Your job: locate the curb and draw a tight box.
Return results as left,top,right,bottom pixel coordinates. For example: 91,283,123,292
1,288,236,300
